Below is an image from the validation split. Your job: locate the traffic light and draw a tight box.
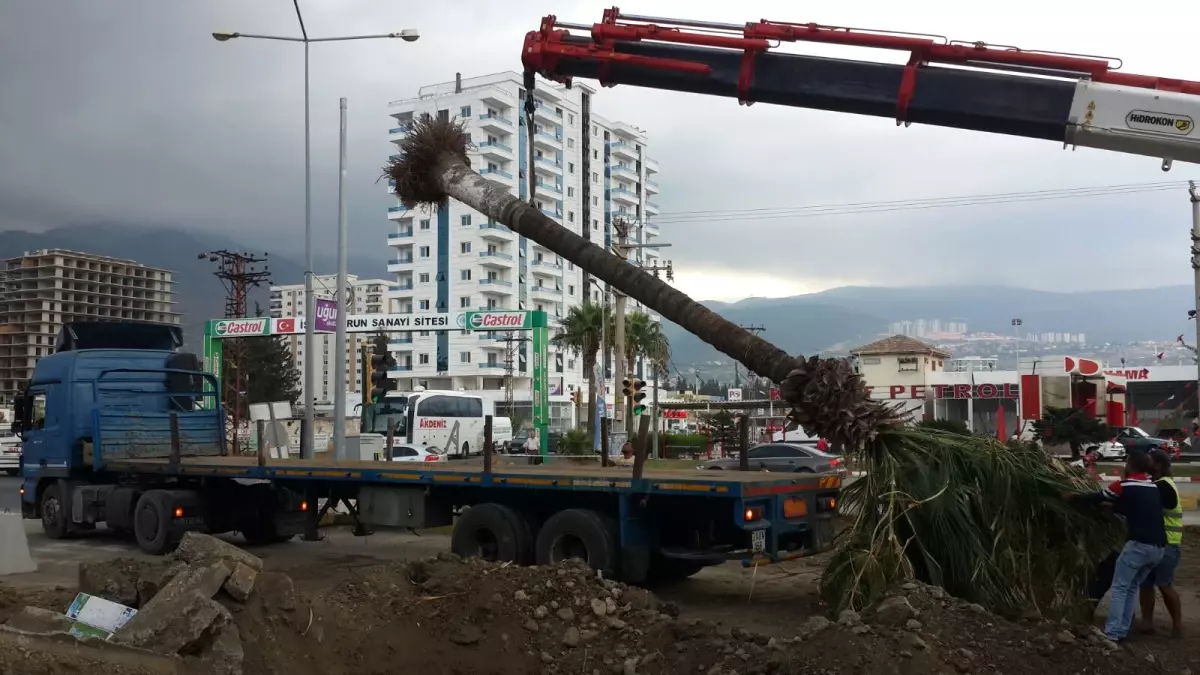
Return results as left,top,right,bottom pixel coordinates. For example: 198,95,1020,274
623,377,647,415
369,346,398,403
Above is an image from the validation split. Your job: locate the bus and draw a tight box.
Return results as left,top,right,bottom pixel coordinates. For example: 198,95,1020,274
361,390,495,458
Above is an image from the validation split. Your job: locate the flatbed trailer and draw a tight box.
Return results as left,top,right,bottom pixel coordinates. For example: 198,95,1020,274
10,345,840,584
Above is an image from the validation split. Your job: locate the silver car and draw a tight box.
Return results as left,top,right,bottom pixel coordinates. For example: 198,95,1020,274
699,442,845,474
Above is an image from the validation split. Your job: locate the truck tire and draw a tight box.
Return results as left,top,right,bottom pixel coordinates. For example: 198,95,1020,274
451,503,533,564
40,482,69,539
535,508,619,579
134,490,176,555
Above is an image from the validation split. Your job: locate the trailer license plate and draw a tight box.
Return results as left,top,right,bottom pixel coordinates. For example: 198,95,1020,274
751,530,766,552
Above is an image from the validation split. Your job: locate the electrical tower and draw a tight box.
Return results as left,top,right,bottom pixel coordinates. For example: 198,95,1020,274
734,324,765,388
497,331,531,417
200,250,271,452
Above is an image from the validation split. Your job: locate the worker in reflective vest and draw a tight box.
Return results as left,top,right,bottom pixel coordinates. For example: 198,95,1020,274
1139,448,1184,638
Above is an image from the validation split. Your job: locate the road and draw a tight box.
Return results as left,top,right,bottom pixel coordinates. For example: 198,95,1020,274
0,476,19,513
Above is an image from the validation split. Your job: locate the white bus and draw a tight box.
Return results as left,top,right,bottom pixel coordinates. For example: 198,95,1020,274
362,390,495,458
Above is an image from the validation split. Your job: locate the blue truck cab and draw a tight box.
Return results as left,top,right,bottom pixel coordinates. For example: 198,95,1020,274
12,323,305,553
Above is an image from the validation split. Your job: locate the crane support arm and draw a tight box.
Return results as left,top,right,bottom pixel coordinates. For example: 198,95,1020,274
522,10,1200,168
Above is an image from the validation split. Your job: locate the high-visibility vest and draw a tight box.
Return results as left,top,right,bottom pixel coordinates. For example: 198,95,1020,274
1159,476,1184,546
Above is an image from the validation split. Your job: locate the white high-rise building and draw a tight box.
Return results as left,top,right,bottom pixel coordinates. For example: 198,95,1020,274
386,72,663,421
269,274,393,407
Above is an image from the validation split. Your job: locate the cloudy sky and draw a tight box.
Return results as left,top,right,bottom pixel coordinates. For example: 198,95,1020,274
2,0,1198,301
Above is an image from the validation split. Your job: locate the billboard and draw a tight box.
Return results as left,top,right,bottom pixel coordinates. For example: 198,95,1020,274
314,298,337,333
212,318,270,337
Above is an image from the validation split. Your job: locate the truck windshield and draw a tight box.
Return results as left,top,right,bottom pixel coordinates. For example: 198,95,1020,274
364,401,409,435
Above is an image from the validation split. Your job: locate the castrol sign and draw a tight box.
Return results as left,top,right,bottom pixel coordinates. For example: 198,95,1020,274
213,319,269,337
463,311,532,331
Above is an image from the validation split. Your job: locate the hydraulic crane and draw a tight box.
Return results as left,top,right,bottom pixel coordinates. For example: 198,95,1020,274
522,9,1200,170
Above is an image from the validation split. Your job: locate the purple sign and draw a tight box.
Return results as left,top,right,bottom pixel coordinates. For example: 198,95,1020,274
314,298,338,333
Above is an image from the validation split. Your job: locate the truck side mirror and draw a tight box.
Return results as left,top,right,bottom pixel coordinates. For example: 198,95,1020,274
11,391,28,435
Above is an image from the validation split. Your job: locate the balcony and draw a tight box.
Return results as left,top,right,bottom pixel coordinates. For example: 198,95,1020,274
534,131,563,152
478,279,514,294
478,251,515,269
539,208,563,221
609,141,638,161
645,157,659,174
533,181,562,196
387,258,414,272
477,113,513,134
389,127,406,139
533,101,561,124
645,180,660,194
532,286,563,299
646,201,660,215
387,205,409,219
610,165,638,181
479,362,505,371
478,140,512,161
530,260,562,276
643,222,660,237
610,187,639,206
480,87,517,109
390,336,414,346
390,284,415,297
478,222,514,241
388,366,414,375
388,231,414,243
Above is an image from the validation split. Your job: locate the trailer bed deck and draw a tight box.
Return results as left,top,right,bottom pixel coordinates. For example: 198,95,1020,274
102,455,843,497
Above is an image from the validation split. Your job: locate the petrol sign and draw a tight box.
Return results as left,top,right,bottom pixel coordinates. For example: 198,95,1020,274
213,319,269,337
461,311,533,331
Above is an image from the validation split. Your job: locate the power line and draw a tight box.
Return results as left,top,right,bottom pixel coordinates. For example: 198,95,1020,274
649,180,1194,225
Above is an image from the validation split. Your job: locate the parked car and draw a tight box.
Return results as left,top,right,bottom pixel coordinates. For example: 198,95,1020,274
0,430,20,476
1109,426,1176,454
386,445,441,463
1083,440,1127,460
699,443,845,475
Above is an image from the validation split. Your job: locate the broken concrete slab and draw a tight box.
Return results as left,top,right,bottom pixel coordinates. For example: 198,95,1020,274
78,560,142,607
193,624,244,675
258,572,296,612
4,607,73,634
0,625,186,673
176,533,263,572
138,561,189,608
115,561,233,654
222,562,258,603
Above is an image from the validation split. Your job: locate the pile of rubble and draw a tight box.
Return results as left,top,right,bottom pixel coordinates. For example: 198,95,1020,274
0,539,1192,675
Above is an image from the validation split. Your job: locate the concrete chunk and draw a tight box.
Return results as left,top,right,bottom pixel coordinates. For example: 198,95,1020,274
176,533,263,572
196,624,244,675
138,562,189,608
222,563,258,603
115,562,233,654
5,606,73,634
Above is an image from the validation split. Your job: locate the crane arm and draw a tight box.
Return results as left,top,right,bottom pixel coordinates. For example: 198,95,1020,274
522,9,1200,169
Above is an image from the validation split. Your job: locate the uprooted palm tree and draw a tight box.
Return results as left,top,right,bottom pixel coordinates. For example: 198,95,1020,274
384,114,1122,618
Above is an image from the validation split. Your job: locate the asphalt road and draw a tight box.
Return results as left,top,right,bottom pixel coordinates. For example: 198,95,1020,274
0,476,20,513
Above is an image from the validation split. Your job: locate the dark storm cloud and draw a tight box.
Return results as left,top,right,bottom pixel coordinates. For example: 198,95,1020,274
1,0,1197,294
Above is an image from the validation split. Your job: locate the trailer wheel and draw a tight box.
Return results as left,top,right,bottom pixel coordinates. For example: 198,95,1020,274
535,508,619,579
451,503,533,564
134,490,176,555
40,482,69,539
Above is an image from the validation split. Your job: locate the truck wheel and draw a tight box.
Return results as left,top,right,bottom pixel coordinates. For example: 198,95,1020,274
451,503,533,564
535,508,619,579
134,490,176,555
40,482,69,539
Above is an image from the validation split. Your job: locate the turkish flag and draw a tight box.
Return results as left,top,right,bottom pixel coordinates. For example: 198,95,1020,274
277,319,295,334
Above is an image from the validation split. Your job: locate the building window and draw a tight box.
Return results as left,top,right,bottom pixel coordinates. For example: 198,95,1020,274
568,113,575,125
568,162,575,174
593,149,599,160
591,172,598,183
461,214,472,226
419,299,430,310
898,356,919,372
419,331,430,337
461,269,472,281
420,353,430,365
420,219,430,230
460,105,471,117
568,285,575,296
460,351,472,364
592,219,599,230
419,273,430,283
460,242,471,253
419,246,431,258
567,211,576,223
592,126,598,136
567,187,575,198
460,296,471,308
567,138,575,149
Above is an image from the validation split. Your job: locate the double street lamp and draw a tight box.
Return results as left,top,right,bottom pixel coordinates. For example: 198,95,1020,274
213,4,418,459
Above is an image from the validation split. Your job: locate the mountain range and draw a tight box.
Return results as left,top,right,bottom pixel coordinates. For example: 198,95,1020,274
0,225,1189,362
658,284,1193,366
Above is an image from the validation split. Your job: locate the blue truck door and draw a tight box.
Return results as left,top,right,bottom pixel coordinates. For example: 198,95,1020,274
23,385,66,475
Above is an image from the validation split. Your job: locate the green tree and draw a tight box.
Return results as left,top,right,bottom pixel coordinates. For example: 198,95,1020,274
620,311,670,380
1031,406,1110,460
553,302,609,433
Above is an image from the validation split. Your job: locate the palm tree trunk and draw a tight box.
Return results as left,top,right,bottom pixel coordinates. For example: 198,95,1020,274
432,156,802,385
586,369,597,440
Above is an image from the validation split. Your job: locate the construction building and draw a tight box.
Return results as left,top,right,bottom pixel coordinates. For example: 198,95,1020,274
0,249,179,402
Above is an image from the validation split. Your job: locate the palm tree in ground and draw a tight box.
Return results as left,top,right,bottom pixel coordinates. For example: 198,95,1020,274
621,311,670,382
385,114,1122,617
553,302,609,435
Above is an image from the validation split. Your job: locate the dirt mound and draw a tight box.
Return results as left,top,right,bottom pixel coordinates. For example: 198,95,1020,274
2,546,1193,675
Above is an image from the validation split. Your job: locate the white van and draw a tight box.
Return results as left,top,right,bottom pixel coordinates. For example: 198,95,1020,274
490,416,513,452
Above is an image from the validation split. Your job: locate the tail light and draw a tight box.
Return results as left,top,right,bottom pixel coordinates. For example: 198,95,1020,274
743,507,764,522
424,454,440,462
828,457,842,467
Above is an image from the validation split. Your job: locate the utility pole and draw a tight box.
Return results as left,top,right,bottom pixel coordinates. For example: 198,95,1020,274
332,98,349,459
497,331,530,419
1190,181,1200,423
201,250,271,453
612,219,630,434
733,325,765,388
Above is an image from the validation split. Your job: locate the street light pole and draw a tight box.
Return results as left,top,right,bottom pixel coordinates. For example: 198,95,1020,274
212,13,418,459
333,98,349,458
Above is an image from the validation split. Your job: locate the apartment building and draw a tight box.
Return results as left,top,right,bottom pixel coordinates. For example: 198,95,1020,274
386,72,663,416
268,274,393,406
0,249,179,401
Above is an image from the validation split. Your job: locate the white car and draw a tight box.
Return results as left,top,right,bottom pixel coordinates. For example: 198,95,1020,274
0,432,20,476
387,445,442,463
1085,441,1126,460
